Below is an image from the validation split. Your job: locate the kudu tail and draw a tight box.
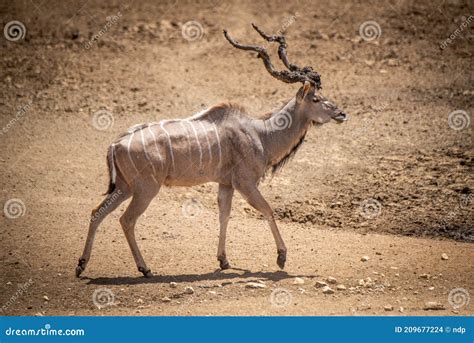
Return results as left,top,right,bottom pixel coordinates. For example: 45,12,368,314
104,144,117,195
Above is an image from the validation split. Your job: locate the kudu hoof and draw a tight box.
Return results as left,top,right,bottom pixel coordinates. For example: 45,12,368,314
138,267,153,278
75,258,86,278
219,259,231,270
277,250,287,269
75,266,84,278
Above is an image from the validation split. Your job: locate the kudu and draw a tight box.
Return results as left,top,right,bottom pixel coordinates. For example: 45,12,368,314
76,24,348,278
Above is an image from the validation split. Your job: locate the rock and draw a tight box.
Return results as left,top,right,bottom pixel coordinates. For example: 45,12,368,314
208,291,217,296
423,302,445,311
184,286,195,294
245,282,266,289
322,286,335,294
170,282,178,288
384,305,394,311
293,277,305,285
336,284,346,290
358,279,365,286
428,287,435,291
386,58,398,66
361,256,370,262
136,298,144,304
42,295,49,301
162,297,171,303
326,276,337,284
399,307,404,313
441,253,449,260
6,281,12,285
314,281,328,288
419,273,430,279
35,312,44,316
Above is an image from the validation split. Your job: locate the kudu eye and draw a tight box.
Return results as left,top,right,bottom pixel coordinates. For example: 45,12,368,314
312,97,320,103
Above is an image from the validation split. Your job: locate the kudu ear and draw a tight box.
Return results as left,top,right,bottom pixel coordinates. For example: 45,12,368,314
297,81,314,103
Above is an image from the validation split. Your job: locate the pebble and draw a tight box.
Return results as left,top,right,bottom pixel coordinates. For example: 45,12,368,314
441,253,449,260
293,277,305,285
322,286,335,294
42,295,49,301
384,305,394,311
361,256,370,262
326,276,337,284
184,286,195,294
136,298,144,304
428,287,435,291
419,273,430,279
336,284,346,291
399,307,404,313
358,279,365,286
245,282,266,289
161,297,171,303
170,282,178,288
423,302,445,311
314,281,328,288
208,291,217,296
35,312,44,316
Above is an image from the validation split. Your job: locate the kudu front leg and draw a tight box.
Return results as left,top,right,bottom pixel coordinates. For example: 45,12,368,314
235,183,287,269
217,184,234,270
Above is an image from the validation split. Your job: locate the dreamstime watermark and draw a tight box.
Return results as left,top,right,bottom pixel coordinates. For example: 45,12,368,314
181,198,203,218
448,110,470,131
91,109,114,131
1,101,33,136
91,189,123,222
359,21,382,42
358,198,382,219
448,288,470,309
268,110,293,131
5,324,85,336
4,20,26,42
92,288,115,309
83,11,122,50
3,198,26,219
440,15,473,50
181,21,204,42
0,279,34,313
270,288,292,308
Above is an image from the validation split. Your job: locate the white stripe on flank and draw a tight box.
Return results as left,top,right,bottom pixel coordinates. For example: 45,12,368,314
186,120,203,168
179,121,193,159
140,129,157,175
127,132,139,174
160,121,175,170
110,144,117,184
198,121,212,164
212,123,222,165
147,126,163,163
187,108,209,120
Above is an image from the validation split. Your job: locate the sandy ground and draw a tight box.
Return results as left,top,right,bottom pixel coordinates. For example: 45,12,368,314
0,0,473,316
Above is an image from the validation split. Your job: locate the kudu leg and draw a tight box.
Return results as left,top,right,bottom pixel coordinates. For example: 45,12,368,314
76,186,130,277
217,184,234,270
119,187,159,277
235,183,287,269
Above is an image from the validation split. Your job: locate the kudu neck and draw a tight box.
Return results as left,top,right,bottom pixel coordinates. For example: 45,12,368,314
260,98,312,169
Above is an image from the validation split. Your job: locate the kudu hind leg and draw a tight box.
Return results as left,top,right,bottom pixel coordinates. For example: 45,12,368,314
217,184,234,270
119,187,159,277
76,185,130,277
235,183,287,269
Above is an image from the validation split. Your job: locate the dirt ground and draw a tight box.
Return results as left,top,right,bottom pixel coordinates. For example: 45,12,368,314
0,0,473,316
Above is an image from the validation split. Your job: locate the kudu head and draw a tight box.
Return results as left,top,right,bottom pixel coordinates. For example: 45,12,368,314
224,24,348,125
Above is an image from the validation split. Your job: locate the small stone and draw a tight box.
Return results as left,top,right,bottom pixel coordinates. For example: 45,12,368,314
423,301,445,311
293,277,305,285
361,256,370,262
184,286,195,294
322,286,335,294
314,281,328,288
42,295,49,301
6,281,12,285
428,287,435,291
136,298,144,304
326,276,337,284
358,279,365,286
384,305,394,311
419,273,430,279
441,253,449,260
245,282,266,289
35,312,44,316
399,307,404,313
208,291,217,296
336,284,346,290
161,297,171,303
170,282,178,288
